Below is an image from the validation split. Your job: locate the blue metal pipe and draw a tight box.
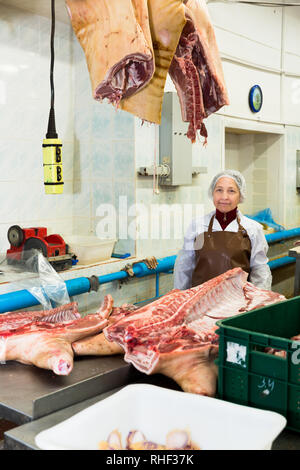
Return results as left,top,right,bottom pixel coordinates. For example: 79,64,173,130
0,290,41,313
0,236,297,313
0,256,176,314
266,227,300,244
65,276,91,297
268,256,295,270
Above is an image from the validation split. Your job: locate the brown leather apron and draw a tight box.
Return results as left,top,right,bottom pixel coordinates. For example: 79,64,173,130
191,214,251,287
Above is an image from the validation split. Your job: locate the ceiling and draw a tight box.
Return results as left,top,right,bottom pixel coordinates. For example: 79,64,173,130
2,0,300,23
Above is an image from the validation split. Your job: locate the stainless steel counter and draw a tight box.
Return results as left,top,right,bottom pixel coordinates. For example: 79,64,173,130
4,388,120,450
0,356,132,424
1,358,300,450
0,354,181,449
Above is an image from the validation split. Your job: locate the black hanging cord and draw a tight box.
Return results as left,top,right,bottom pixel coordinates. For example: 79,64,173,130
46,0,58,139
50,0,55,109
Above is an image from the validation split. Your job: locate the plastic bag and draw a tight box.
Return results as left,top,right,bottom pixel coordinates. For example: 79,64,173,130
0,249,70,311
246,208,284,232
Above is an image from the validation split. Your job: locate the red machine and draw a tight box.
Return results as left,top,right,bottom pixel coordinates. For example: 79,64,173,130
6,225,75,271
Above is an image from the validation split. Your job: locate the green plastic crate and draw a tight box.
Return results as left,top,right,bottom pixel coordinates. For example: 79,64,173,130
216,296,300,432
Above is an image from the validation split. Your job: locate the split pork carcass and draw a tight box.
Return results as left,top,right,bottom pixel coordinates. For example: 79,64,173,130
0,296,113,375
66,0,229,142
168,0,229,142
72,303,137,356
66,0,155,105
119,0,186,124
103,268,285,397
0,302,80,332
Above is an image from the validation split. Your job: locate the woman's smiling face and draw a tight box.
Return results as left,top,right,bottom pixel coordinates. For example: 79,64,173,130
213,177,240,213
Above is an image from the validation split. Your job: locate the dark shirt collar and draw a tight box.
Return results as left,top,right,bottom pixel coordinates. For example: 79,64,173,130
215,207,238,230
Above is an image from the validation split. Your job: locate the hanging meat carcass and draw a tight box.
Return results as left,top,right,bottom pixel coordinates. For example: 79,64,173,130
168,0,229,142
66,0,229,142
119,0,186,124
66,0,155,105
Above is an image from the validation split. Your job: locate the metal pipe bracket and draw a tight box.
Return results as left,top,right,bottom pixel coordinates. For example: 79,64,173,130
88,275,100,292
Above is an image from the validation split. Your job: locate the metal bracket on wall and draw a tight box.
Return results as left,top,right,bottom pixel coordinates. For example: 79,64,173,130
137,164,170,178
137,165,207,180
192,167,208,176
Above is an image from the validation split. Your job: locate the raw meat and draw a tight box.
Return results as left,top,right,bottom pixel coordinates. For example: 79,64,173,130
0,295,113,375
0,302,80,333
266,332,300,359
72,303,137,356
98,429,200,450
241,281,286,312
66,0,154,105
168,0,229,142
104,268,285,396
67,0,228,143
72,332,123,356
265,347,286,358
119,0,186,123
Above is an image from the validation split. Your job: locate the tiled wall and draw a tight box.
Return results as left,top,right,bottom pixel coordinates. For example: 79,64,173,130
0,5,137,258
225,132,284,225
0,5,74,252
72,37,136,257
134,113,222,259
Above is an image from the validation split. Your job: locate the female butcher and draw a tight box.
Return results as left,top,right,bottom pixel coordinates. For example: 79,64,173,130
174,169,272,290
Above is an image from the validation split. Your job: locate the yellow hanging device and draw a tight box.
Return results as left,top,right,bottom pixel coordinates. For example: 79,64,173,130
43,134,64,194
43,0,63,195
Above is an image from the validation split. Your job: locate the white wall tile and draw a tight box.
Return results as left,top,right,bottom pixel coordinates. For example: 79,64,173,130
208,3,282,51
0,5,75,254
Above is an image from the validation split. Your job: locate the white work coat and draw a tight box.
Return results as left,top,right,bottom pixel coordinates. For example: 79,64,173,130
174,209,272,291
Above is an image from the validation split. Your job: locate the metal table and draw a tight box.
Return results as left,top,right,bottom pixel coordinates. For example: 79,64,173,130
4,388,121,450
0,356,132,425
0,354,180,449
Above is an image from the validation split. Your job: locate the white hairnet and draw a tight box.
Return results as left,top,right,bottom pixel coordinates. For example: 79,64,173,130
208,169,246,203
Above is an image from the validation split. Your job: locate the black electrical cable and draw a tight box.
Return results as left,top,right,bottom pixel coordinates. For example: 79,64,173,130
237,1,300,5
46,0,57,139
50,0,55,109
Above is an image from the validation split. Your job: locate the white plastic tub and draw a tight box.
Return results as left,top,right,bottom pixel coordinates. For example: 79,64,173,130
35,384,286,450
65,236,116,265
